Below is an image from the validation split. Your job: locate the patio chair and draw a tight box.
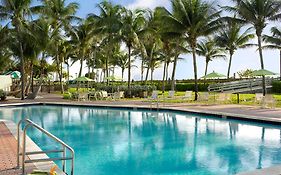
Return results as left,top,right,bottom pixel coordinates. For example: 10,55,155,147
100,91,109,100
167,91,175,98
149,91,159,108
217,93,232,103
182,91,193,100
113,91,124,100
78,92,88,101
255,93,264,103
198,92,209,102
262,94,276,109
88,91,99,100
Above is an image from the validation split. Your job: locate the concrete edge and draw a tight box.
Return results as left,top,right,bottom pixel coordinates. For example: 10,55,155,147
0,119,65,175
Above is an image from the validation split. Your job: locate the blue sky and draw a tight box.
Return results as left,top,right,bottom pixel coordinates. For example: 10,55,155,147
67,0,280,80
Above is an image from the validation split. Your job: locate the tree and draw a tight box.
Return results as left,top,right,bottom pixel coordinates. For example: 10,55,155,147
215,18,254,79
120,8,145,97
197,38,226,79
157,0,221,100
263,27,281,81
0,0,41,99
229,0,281,95
40,0,79,94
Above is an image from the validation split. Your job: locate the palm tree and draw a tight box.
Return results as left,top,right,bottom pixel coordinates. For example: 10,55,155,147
229,0,281,95
197,38,226,79
158,0,221,100
0,0,41,99
70,21,93,77
40,0,79,94
263,27,281,81
215,19,254,78
120,8,145,96
89,1,122,84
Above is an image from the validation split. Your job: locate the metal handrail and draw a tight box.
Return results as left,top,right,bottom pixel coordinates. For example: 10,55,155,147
17,119,74,175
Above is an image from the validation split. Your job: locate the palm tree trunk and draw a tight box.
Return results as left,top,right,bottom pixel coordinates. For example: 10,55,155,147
79,56,83,77
166,62,169,82
122,68,124,81
227,53,233,79
192,45,198,101
141,59,144,82
151,68,154,83
257,35,266,96
171,56,178,91
279,50,281,81
204,60,209,84
128,45,132,97
145,67,150,82
17,27,25,100
105,58,109,84
162,61,167,93
60,61,64,94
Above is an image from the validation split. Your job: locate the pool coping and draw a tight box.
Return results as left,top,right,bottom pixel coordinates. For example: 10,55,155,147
0,119,65,175
1,101,281,175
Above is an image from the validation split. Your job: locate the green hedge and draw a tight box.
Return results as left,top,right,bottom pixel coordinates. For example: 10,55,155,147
155,83,209,92
0,89,7,101
95,85,157,98
272,81,281,93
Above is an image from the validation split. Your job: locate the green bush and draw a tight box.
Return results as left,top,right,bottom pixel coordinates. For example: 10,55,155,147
95,84,156,98
272,81,281,93
0,89,7,101
175,83,209,92
63,93,72,99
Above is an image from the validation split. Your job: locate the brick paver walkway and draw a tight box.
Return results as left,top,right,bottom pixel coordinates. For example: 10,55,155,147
0,122,34,175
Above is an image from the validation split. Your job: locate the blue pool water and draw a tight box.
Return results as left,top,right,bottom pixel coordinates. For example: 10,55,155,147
1,105,281,175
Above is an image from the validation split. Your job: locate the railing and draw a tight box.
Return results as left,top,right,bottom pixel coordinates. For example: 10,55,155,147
208,78,274,93
17,119,74,175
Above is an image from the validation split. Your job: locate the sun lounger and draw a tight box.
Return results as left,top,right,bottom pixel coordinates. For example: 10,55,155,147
167,91,175,98
262,94,276,109
113,91,124,100
217,93,232,103
255,93,264,103
182,91,193,100
78,92,88,101
198,92,209,102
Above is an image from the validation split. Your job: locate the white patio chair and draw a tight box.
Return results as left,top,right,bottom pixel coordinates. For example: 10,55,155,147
255,93,264,103
262,94,276,109
167,91,175,98
198,92,209,102
182,91,193,100
113,91,124,100
78,92,88,101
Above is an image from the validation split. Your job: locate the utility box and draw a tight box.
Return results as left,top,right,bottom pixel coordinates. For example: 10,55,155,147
0,75,12,92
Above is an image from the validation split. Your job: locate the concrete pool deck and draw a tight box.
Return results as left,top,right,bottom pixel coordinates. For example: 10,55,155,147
1,93,281,174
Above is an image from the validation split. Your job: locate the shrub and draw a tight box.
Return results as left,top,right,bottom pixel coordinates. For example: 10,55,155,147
63,93,72,99
95,84,156,98
272,81,281,93
0,89,7,101
175,83,209,92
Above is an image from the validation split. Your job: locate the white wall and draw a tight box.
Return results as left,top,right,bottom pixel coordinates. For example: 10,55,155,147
0,75,12,92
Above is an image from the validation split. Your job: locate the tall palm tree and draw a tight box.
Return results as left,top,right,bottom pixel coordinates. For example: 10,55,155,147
158,0,221,100
215,19,254,78
228,0,281,95
89,1,122,84
0,0,40,99
263,27,281,80
197,38,226,79
40,0,79,94
120,8,145,96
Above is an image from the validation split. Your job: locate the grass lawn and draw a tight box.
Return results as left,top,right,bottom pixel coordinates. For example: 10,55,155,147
154,91,281,107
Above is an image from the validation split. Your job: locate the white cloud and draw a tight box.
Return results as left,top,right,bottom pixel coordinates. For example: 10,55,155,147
126,0,170,10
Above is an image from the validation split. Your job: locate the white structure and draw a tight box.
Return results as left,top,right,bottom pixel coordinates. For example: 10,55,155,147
0,75,12,92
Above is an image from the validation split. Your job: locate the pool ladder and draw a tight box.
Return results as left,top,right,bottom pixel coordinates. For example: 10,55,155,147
17,119,75,175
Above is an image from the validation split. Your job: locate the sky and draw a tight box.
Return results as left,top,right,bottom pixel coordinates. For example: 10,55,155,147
66,0,280,81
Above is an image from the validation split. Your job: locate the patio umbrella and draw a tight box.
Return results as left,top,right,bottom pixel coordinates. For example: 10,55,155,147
201,71,226,79
251,69,277,76
105,75,122,81
5,71,21,79
74,76,94,90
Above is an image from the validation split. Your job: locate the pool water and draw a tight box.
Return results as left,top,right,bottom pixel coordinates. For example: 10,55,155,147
1,105,281,175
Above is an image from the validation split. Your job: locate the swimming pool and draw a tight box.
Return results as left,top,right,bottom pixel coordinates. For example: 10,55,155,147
1,105,281,175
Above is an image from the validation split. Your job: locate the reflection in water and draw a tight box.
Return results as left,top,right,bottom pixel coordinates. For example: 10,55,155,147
0,105,281,175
